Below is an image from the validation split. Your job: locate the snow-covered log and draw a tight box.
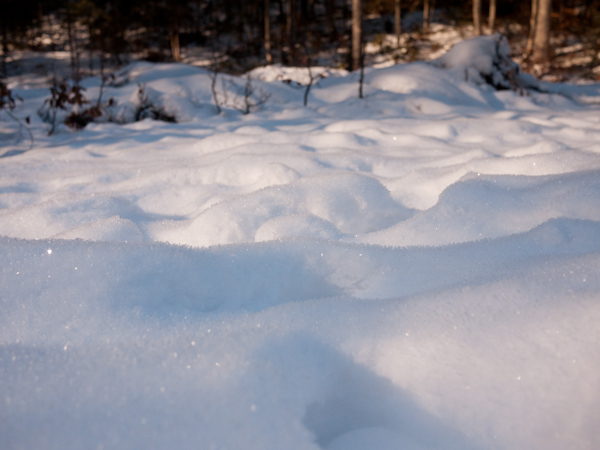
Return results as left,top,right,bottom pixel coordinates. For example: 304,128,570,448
432,33,539,92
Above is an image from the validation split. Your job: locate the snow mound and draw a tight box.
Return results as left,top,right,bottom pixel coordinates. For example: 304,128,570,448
160,172,412,247
432,34,539,91
367,62,488,109
249,64,348,85
363,170,600,246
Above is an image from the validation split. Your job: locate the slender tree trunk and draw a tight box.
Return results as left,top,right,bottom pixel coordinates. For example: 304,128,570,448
264,0,273,64
304,63,313,106
169,4,181,64
99,26,105,77
526,0,539,57
358,50,364,98
248,1,260,55
325,0,337,43
532,0,552,63
286,0,292,47
169,27,181,62
352,0,362,71
473,0,482,35
1,25,8,77
38,2,44,32
423,0,430,32
395,0,401,48
299,0,308,46
286,0,296,64
488,0,496,33
356,5,365,100
88,23,94,73
276,0,285,63
65,1,80,82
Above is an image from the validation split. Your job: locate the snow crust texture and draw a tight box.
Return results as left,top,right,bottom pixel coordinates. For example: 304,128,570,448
2,41,600,450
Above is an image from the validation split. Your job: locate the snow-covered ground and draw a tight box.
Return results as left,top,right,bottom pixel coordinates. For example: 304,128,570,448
2,36,600,450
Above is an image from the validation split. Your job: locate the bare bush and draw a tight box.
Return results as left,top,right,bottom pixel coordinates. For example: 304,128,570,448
0,79,33,147
208,54,223,114
38,79,89,134
208,70,271,115
38,75,177,134
304,65,326,107
229,75,271,115
135,83,176,122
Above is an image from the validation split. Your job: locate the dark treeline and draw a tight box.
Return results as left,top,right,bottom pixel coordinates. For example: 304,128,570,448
1,0,599,77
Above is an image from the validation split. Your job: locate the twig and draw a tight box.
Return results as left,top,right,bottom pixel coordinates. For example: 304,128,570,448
229,75,271,115
304,65,326,107
4,109,34,149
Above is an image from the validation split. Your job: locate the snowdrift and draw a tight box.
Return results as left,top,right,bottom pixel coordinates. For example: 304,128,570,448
432,33,539,91
2,36,600,450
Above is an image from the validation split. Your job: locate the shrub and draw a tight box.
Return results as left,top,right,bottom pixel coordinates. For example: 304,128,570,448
38,74,179,134
135,83,176,122
1,78,32,147
38,79,90,134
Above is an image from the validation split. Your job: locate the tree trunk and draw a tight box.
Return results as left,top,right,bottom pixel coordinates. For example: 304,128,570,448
351,0,362,71
286,0,295,64
488,0,496,33
526,0,539,57
299,0,309,43
273,0,285,63
169,27,181,62
88,23,94,73
395,0,401,48
358,54,364,98
65,1,80,82
324,0,337,43
423,0,430,32
473,0,482,35
532,0,552,64
264,0,273,64
1,25,8,77
169,6,181,64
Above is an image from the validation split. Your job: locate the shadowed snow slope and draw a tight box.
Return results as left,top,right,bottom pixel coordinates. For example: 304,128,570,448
2,39,600,450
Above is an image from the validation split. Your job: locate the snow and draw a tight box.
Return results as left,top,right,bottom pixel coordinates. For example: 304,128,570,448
2,37,600,450
431,34,539,91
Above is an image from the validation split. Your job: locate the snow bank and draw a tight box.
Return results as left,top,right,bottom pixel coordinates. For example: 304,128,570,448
249,64,348,85
2,224,599,450
2,39,600,450
159,172,412,247
432,33,539,91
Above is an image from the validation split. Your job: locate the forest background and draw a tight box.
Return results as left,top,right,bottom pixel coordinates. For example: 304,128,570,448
1,0,599,85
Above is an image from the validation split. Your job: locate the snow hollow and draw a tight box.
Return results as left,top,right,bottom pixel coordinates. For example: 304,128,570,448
1,36,600,450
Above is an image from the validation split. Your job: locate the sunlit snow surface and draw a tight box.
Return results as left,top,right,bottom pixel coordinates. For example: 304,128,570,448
2,47,600,450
